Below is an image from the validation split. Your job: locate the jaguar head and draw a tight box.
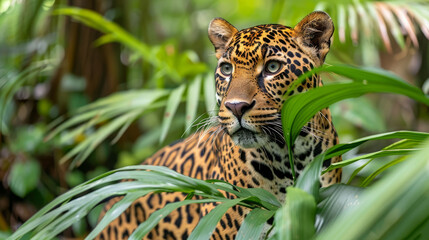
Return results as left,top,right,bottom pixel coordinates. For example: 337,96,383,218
208,11,334,149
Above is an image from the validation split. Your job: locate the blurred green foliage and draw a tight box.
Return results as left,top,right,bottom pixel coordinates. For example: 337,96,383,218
1,0,428,238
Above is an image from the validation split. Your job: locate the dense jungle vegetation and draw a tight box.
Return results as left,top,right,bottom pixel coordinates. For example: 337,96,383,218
1,0,429,239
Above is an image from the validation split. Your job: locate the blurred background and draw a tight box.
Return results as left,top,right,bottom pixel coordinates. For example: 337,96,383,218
0,0,428,238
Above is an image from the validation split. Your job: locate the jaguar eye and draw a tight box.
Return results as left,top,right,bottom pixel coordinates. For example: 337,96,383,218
220,63,233,76
265,60,282,74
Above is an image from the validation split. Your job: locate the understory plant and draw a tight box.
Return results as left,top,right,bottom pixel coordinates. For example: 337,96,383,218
8,64,429,240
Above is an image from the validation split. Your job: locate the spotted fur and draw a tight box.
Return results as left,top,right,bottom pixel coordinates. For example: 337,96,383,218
97,11,341,240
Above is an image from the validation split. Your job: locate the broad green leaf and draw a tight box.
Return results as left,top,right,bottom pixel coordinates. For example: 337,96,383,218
65,170,85,187
204,72,217,116
270,0,285,22
88,205,104,228
400,213,429,240
236,208,275,240
275,187,316,240
317,140,429,240
316,184,363,232
295,152,325,200
72,218,87,237
160,84,186,143
185,75,202,131
8,159,41,197
283,66,429,148
282,65,429,182
0,231,11,239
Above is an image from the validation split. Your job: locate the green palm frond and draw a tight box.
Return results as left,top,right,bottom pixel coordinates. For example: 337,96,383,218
0,62,52,135
9,132,429,240
44,8,219,167
278,1,429,65
46,72,214,168
8,165,280,240
338,0,429,51
317,139,429,240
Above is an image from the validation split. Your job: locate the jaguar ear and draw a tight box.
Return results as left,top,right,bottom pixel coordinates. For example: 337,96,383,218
208,18,238,59
293,11,334,66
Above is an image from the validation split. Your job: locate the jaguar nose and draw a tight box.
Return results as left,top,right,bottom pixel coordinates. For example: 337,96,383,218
225,100,255,120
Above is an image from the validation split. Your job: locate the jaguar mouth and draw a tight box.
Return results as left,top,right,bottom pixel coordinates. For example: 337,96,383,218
230,128,266,148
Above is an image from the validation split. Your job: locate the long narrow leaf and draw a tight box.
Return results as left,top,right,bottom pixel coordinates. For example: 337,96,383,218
185,75,202,131
325,149,416,171
87,191,150,240
337,4,346,43
46,90,168,140
275,187,316,240
360,156,407,187
324,131,429,161
204,72,217,116
346,139,421,183
390,3,419,47
295,152,325,200
9,166,222,239
10,165,281,239
188,198,250,240
160,84,186,143
62,110,141,167
233,187,281,210
376,2,405,48
236,208,275,240
367,2,392,52
129,199,221,240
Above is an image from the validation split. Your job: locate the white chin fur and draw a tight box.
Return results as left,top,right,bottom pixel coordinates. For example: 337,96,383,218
231,130,268,149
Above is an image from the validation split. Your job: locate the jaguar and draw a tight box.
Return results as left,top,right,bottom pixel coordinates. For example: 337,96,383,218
97,11,342,240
